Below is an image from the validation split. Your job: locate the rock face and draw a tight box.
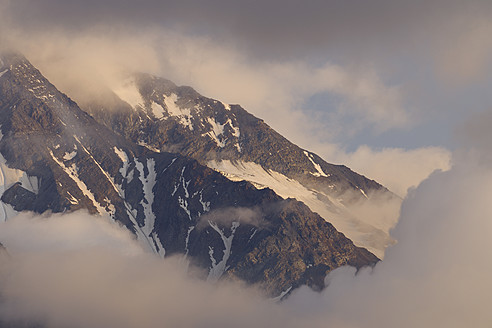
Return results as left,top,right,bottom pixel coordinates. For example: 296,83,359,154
0,53,378,296
83,74,401,258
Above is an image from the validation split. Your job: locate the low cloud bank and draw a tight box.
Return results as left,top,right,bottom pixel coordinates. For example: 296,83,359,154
0,212,289,328
0,150,491,327
284,153,492,327
329,145,452,197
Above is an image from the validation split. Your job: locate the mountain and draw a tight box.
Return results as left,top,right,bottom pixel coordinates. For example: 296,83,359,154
0,53,377,296
82,74,401,258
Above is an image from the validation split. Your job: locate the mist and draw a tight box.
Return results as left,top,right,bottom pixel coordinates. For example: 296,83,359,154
196,206,265,230
0,0,456,198
0,212,290,328
0,147,491,327
285,152,492,327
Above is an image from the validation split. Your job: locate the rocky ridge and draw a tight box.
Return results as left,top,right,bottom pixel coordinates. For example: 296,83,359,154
0,53,378,296
83,74,401,258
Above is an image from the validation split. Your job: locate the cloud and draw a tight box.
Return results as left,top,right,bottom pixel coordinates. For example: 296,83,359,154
196,206,265,230
0,1,490,327
1,28,411,149
2,0,491,61
434,14,492,85
0,1,461,199
0,211,293,328
456,109,492,163
0,147,490,327
0,20,415,163
0,211,142,255
330,145,452,197
283,151,492,327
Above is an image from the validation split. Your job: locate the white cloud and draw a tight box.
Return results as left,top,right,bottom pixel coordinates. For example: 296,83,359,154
0,211,291,328
0,149,489,328
284,151,492,327
0,27,409,145
329,145,452,197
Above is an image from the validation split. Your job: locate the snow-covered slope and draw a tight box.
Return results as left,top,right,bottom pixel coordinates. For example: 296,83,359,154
207,160,398,258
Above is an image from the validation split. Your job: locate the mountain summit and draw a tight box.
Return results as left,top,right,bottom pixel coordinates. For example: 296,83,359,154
83,73,401,258
0,53,378,296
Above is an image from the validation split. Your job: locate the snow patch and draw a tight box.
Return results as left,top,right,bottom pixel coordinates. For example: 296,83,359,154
135,158,157,236
271,286,293,302
0,69,8,78
63,150,77,161
113,147,130,188
208,159,392,259
49,150,107,215
174,167,193,220
359,188,368,198
151,102,166,119
304,151,329,177
184,225,195,257
178,197,192,220
137,141,161,153
103,197,116,217
163,93,194,130
66,191,78,205
199,191,210,213
73,137,121,197
0,151,40,222
109,150,161,255
151,232,166,258
204,117,240,149
207,221,240,282
222,102,231,110
248,228,257,242
113,147,128,163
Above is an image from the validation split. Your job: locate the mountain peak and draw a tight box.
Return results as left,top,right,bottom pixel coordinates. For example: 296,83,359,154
85,71,401,258
0,54,378,296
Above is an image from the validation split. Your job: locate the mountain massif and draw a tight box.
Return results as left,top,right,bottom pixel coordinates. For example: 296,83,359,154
83,73,401,258
0,53,380,297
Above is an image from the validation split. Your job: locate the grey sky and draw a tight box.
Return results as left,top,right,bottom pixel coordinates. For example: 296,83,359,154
1,0,491,192
6,0,492,59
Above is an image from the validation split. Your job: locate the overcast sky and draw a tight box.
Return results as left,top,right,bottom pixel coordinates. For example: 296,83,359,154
1,0,492,193
2,2,492,327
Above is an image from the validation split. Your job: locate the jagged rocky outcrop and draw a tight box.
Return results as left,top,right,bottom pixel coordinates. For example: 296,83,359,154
83,74,401,258
0,53,377,296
